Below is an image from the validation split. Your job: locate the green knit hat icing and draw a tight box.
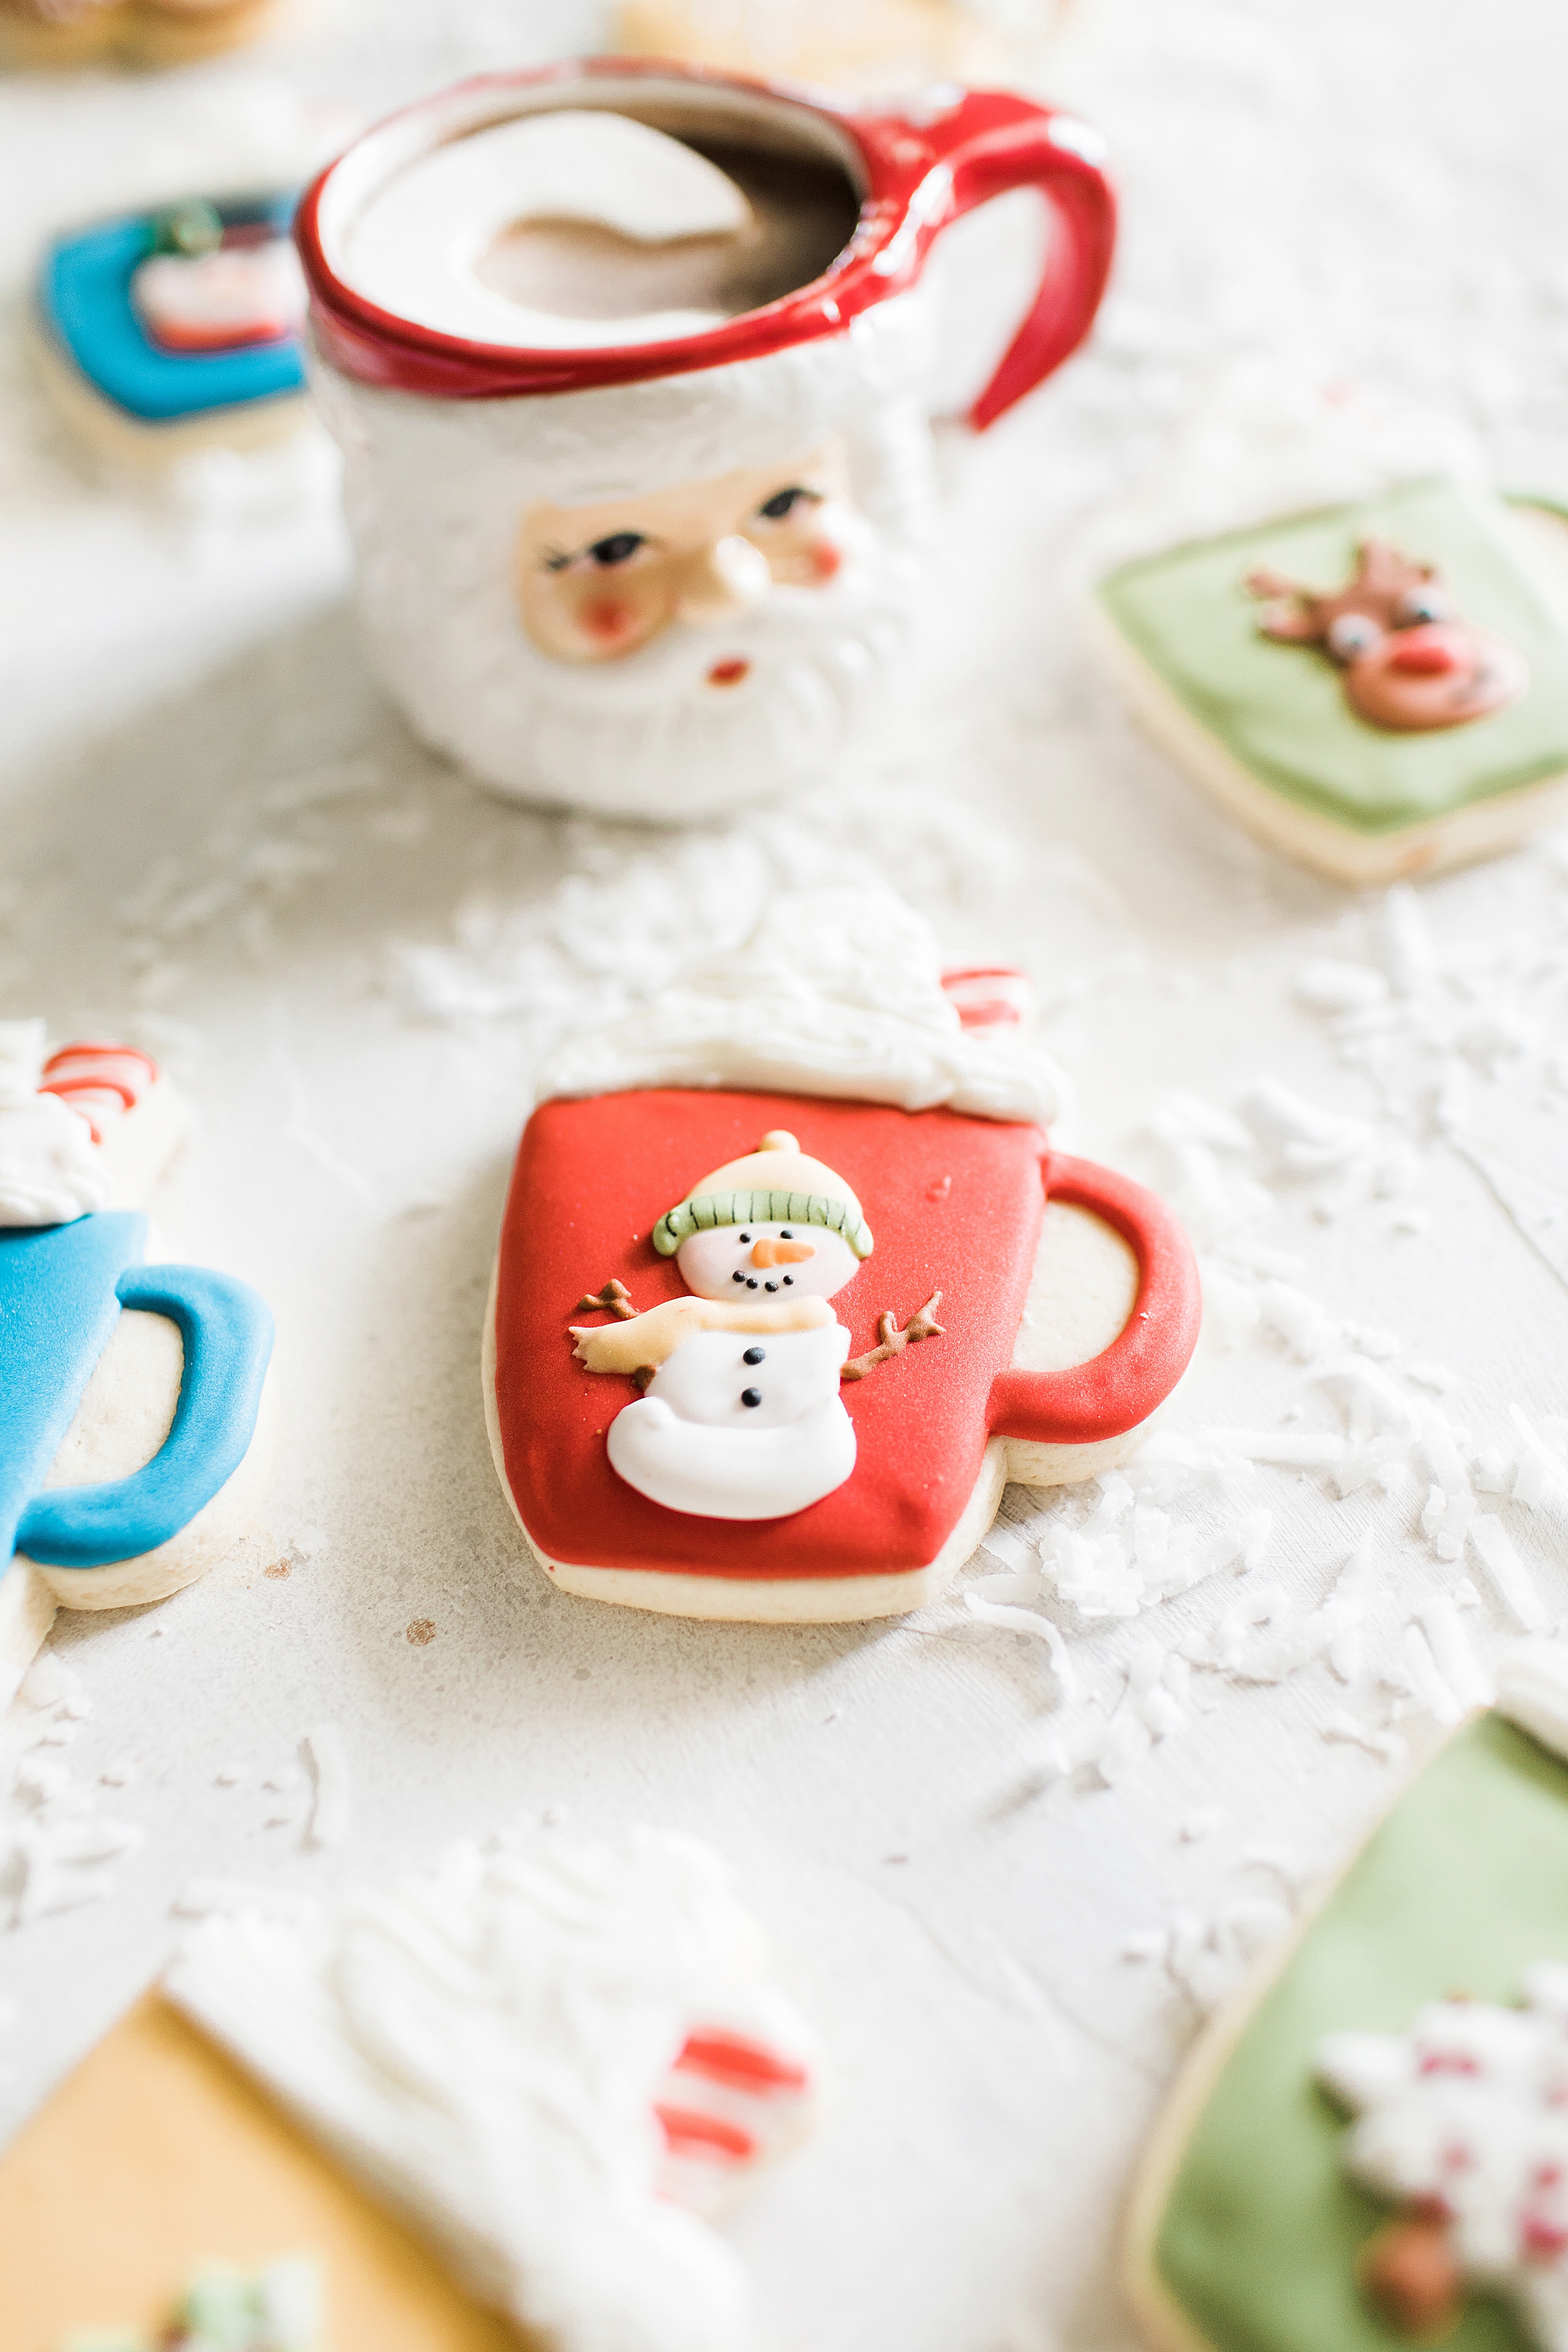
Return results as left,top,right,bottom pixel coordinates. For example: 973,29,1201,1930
653,1130,874,1259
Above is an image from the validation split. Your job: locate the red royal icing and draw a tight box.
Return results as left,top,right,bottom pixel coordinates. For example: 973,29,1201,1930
491,1089,1200,1584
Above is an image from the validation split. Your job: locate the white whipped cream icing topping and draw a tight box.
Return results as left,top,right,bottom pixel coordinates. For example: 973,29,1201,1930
1318,1967,1568,2352
0,1018,106,1230
165,1827,823,2352
337,111,753,351
534,883,1064,1126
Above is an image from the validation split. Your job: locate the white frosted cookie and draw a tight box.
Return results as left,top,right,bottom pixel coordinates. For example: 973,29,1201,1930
485,885,1203,1623
1,1828,826,2352
0,1022,274,1712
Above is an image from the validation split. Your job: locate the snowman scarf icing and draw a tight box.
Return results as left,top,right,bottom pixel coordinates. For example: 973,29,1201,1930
571,1128,937,1522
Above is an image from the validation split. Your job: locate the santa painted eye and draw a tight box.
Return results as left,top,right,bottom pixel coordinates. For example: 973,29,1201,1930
756,487,818,523
587,531,647,568
1394,585,1452,628
1326,611,1382,664
743,1347,765,1364
741,1387,763,1408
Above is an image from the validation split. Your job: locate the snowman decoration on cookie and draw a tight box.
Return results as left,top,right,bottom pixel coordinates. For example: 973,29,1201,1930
571,1130,939,1520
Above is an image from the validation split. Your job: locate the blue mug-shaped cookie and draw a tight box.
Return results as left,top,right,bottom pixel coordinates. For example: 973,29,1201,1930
0,1210,272,1577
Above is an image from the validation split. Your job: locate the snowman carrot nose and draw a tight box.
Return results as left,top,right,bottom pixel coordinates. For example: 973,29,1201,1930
751,1237,815,1267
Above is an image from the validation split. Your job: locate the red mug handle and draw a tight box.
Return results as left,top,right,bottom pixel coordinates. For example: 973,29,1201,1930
893,90,1117,432
987,1151,1201,1447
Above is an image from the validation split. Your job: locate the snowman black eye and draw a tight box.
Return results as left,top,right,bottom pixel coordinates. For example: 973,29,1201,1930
782,1275,793,1286
741,1387,763,1407
743,1347,765,1364
738,1233,751,1244
780,1229,793,1238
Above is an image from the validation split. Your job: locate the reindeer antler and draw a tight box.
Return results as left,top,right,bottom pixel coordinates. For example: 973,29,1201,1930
1247,540,1445,649
1245,566,1326,644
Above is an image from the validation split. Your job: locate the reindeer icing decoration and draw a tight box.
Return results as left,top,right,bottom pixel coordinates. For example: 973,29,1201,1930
1247,538,1527,732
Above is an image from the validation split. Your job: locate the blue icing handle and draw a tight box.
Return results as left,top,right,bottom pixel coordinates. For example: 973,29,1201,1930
0,1211,272,1576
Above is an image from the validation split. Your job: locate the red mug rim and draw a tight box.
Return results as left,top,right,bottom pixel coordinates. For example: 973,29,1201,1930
295,58,1085,404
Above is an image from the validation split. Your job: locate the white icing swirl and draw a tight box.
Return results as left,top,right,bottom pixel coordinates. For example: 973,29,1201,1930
0,1019,105,1229
534,884,1064,1126
165,1829,822,2352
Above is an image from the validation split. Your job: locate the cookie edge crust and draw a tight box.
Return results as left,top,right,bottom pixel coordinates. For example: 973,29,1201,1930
1084,587,1568,887
27,312,310,468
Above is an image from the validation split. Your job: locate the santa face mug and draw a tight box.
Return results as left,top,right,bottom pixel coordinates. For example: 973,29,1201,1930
295,60,1116,820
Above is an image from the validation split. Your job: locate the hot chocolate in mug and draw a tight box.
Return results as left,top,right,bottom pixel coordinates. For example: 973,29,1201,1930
295,60,1116,819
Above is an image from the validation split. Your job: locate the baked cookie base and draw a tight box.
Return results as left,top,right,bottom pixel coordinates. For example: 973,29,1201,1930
610,0,1013,86
30,316,309,469
0,1991,519,2352
483,1200,1162,1625
0,0,286,70
1087,593,1568,887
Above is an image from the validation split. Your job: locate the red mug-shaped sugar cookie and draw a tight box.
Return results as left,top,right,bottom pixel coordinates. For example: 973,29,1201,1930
485,1089,1200,1623
295,62,1115,821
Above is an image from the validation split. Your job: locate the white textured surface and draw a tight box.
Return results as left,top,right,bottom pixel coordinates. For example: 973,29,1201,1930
3,6,1568,2352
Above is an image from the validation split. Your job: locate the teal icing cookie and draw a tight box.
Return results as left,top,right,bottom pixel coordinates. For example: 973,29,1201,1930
1128,1656,1568,2352
1095,481,1568,870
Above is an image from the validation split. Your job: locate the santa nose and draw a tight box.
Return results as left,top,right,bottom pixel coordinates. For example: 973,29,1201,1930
1386,628,1463,677
751,1237,815,1267
676,535,771,624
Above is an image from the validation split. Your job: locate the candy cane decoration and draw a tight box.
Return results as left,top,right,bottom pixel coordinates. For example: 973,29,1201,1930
655,2016,821,2213
41,1042,160,1145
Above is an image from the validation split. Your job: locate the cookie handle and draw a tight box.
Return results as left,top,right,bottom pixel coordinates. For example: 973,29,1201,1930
908,91,1117,431
15,1266,274,1569
986,1152,1200,1446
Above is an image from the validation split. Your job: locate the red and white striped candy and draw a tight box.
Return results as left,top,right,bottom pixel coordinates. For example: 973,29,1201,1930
940,965,1036,1030
41,1041,159,1147
655,2017,819,2213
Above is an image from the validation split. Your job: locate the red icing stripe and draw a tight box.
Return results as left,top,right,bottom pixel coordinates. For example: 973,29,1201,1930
38,1043,158,1147
674,2031,809,2094
43,1076,139,1110
654,2104,756,2161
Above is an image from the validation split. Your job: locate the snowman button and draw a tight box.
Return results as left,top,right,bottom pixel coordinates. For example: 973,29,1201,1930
741,1388,763,1408
743,1346,765,1364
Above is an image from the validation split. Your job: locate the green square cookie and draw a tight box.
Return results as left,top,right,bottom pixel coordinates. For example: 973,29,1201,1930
1094,481,1568,882
1130,1709,1568,2352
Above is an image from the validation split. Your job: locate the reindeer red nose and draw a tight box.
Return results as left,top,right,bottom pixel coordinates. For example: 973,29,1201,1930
1386,629,1463,678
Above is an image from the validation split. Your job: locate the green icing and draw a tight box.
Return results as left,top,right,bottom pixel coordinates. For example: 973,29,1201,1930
652,1188,874,1258
1097,482,1568,834
1156,1713,1568,2352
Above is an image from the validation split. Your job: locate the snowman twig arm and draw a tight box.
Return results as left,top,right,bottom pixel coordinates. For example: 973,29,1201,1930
576,1279,636,1320
841,1292,944,1382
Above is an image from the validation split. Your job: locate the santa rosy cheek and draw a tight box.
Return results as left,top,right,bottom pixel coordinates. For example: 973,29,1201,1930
809,543,844,583
580,598,640,645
